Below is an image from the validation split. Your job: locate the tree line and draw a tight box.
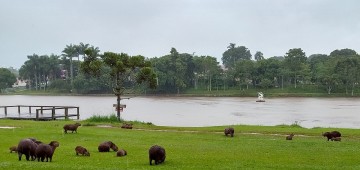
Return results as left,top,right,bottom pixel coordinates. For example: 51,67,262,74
2,42,359,95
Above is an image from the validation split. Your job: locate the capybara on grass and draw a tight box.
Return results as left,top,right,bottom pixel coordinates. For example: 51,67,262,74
17,138,38,161
98,141,118,152
286,133,295,140
63,123,81,134
224,127,234,137
116,149,127,157
10,146,17,153
75,146,90,156
35,141,59,162
121,123,133,129
331,137,341,142
149,145,166,165
323,131,341,141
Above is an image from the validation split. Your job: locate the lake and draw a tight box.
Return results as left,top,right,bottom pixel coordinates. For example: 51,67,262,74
0,95,360,128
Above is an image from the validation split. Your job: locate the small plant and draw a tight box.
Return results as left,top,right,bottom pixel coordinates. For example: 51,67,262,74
290,121,303,128
85,114,123,123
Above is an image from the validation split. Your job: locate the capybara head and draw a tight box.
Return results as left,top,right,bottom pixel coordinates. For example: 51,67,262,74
9,146,17,153
50,141,59,147
110,143,119,152
224,127,235,137
116,149,127,157
149,145,166,165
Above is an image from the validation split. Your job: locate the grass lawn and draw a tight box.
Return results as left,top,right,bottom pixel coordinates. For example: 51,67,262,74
1,119,360,169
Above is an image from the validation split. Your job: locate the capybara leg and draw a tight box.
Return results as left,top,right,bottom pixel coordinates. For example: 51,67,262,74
18,153,22,161
25,154,30,161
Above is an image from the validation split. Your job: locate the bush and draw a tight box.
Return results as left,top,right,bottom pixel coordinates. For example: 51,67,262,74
84,114,122,123
48,79,71,92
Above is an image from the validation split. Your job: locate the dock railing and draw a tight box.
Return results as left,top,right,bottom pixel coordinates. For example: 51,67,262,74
0,105,79,120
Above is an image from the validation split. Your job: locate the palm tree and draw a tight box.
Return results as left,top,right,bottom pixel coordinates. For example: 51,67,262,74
77,42,90,61
62,44,78,87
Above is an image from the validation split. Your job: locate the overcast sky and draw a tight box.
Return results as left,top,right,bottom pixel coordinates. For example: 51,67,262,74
1,0,360,69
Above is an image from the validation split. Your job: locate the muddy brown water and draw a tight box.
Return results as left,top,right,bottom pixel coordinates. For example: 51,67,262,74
1,95,359,128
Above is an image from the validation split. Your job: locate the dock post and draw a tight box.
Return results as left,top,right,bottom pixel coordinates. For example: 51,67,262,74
77,107,79,120
4,107,7,117
29,106,32,115
36,109,39,121
18,106,21,116
41,107,43,115
64,107,69,119
52,107,55,120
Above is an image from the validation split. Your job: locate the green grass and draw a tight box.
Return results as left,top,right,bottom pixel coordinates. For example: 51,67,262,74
1,119,360,169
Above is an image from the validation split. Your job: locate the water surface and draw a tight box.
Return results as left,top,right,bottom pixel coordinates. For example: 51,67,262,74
0,95,359,128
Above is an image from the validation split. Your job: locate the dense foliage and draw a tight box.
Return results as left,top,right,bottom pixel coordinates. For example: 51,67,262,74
14,42,360,96
0,68,17,92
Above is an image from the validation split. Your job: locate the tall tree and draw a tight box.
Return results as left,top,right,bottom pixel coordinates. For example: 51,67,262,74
308,54,329,85
254,51,264,61
330,48,358,57
222,43,252,68
334,57,360,95
193,55,220,91
62,44,78,87
0,68,17,93
284,48,308,88
81,49,157,121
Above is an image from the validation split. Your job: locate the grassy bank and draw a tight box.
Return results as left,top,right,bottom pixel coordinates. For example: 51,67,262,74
1,119,360,169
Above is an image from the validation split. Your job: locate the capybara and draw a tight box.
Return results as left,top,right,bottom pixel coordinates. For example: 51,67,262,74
331,137,341,142
9,146,17,153
121,123,133,129
286,133,295,140
17,138,38,161
75,146,90,156
98,141,118,152
149,145,166,165
63,123,81,134
35,141,59,162
323,131,341,141
116,149,127,157
224,127,234,137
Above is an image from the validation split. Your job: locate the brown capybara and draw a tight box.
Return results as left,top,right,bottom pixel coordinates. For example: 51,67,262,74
75,146,90,156
17,138,38,161
116,149,127,157
35,141,59,162
98,141,118,152
323,131,341,141
149,145,166,165
224,127,234,137
121,123,133,129
286,133,295,140
63,123,81,134
9,146,17,153
331,137,341,142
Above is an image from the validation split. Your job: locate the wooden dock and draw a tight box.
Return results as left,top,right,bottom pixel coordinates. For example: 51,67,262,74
0,105,79,121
